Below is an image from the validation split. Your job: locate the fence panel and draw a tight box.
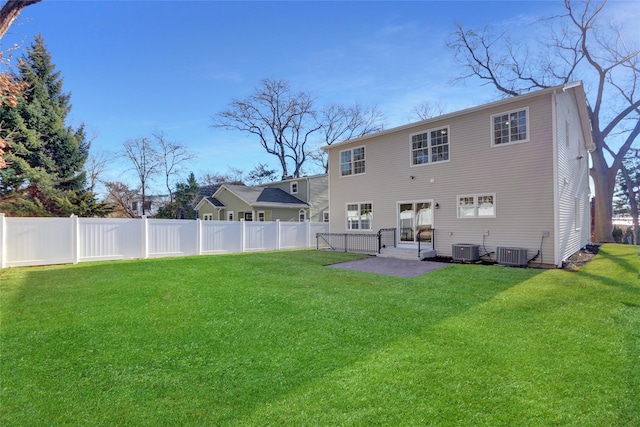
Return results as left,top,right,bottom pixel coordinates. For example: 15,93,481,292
280,222,307,248
4,217,73,267
147,219,198,258
245,221,278,251
79,218,142,262
200,220,242,254
1,215,330,268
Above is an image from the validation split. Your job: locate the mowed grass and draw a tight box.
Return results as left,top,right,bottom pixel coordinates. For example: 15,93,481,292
1,245,638,426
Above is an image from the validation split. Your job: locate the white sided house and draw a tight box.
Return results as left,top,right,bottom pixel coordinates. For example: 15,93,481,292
325,82,594,268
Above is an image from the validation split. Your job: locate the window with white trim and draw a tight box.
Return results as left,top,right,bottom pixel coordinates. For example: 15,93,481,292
346,202,372,230
258,211,265,222
227,211,234,221
323,211,330,222
298,209,306,222
290,182,298,194
203,213,213,221
340,146,365,176
492,108,529,146
411,127,449,166
457,194,496,218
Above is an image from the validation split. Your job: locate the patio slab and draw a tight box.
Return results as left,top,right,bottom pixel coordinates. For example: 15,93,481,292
328,256,450,278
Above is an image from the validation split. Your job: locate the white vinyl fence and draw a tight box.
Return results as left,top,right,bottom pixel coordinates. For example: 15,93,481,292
0,214,329,268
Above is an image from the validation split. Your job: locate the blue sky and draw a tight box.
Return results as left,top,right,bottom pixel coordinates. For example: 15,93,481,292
1,0,638,194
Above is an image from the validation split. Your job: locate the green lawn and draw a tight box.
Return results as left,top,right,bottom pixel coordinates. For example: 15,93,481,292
1,245,638,426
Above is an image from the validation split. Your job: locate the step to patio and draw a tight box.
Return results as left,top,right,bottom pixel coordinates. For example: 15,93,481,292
379,247,437,261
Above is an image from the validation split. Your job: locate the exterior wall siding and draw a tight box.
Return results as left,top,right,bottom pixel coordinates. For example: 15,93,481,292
328,93,559,263
555,90,592,265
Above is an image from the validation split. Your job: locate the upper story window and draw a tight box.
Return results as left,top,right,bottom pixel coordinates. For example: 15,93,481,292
203,213,213,221
290,182,298,194
457,194,496,218
492,108,529,146
411,127,450,166
340,146,365,176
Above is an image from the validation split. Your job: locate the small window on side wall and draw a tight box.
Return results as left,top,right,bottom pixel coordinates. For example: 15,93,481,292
290,182,298,194
227,211,234,221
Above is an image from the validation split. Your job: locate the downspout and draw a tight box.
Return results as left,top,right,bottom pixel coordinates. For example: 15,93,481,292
552,89,561,267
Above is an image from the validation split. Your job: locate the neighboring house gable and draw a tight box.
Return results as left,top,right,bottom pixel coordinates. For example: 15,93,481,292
325,82,593,267
195,175,328,222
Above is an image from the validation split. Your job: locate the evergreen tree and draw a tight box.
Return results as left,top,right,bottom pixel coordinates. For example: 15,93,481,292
155,172,200,219
0,34,105,216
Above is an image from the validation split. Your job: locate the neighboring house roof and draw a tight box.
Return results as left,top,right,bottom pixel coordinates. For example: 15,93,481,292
324,81,594,152
215,184,309,208
195,195,225,210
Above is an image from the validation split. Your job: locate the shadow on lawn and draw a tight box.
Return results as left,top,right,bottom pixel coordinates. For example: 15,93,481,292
1,252,546,425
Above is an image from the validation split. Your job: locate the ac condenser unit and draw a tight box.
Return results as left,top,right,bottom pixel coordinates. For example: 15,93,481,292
496,246,528,267
452,244,480,262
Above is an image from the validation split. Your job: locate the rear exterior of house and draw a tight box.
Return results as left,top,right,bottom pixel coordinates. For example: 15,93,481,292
325,83,593,267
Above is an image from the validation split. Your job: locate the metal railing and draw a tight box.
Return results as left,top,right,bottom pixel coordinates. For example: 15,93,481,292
417,228,435,257
316,228,398,255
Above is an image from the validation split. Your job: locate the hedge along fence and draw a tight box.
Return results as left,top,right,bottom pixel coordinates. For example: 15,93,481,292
0,213,329,268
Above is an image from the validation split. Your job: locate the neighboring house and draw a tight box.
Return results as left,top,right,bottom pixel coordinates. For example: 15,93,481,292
195,174,328,222
131,194,170,217
324,82,594,267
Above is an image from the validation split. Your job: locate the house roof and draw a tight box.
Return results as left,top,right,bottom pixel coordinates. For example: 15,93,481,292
195,195,225,210
324,82,594,152
215,184,309,208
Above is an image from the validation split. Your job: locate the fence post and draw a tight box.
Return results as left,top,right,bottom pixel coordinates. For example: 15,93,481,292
71,214,80,264
240,219,245,253
0,213,5,269
142,215,149,259
275,219,281,251
306,220,311,248
196,218,202,255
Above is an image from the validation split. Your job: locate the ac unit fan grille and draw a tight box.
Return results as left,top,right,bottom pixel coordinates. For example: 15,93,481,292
452,244,480,262
497,246,528,267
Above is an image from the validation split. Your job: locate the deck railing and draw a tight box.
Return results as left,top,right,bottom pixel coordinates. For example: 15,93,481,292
316,228,398,255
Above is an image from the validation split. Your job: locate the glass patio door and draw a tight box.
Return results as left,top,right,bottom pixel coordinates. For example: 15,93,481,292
398,201,433,244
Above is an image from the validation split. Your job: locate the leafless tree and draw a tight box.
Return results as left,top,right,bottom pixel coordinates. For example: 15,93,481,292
199,168,245,186
0,0,42,39
312,103,384,173
448,0,640,242
152,130,196,203
408,101,448,122
103,181,137,218
85,150,108,194
212,79,321,179
122,137,159,216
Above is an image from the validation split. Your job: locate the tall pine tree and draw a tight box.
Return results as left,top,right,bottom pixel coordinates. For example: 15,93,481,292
0,34,106,216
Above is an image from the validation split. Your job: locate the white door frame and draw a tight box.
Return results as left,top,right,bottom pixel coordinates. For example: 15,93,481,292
396,200,434,246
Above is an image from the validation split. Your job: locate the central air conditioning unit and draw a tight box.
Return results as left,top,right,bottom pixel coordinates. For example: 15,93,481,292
497,246,528,267
452,244,480,262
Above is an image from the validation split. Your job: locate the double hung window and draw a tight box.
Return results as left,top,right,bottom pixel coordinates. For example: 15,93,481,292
492,108,528,146
411,127,449,166
340,146,366,176
346,203,373,230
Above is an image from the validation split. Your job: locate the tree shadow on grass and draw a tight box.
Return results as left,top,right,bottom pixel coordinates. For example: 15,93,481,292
0,253,544,426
